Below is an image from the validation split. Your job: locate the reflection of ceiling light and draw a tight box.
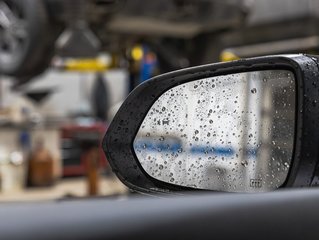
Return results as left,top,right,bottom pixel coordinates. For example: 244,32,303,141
10,152,24,166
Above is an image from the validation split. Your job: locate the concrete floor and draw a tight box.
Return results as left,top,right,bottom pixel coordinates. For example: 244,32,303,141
0,175,128,202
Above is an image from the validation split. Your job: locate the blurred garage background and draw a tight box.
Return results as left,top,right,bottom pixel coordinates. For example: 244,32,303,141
0,0,319,201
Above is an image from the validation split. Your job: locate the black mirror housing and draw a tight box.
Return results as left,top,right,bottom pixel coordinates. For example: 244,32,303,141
103,54,319,194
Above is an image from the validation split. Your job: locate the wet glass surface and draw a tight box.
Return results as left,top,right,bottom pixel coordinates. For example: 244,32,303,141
134,70,295,192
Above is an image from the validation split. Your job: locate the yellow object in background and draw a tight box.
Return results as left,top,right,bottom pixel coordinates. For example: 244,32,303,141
65,58,109,72
220,51,240,62
131,45,144,61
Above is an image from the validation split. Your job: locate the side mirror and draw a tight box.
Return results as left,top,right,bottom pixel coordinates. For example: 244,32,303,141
103,55,319,194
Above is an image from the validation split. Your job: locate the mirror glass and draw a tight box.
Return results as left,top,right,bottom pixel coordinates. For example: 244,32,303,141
134,70,295,192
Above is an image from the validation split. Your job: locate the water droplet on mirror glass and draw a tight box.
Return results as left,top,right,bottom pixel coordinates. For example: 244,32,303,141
241,160,248,167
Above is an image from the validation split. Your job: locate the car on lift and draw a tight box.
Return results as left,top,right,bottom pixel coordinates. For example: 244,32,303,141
0,0,246,88
4,0,319,86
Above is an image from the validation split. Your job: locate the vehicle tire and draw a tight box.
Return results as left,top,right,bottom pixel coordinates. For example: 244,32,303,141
0,0,62,77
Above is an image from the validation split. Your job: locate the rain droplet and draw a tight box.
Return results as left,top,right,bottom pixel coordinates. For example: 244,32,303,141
251,88,257,94
241,160,248,167
313,100,317,106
